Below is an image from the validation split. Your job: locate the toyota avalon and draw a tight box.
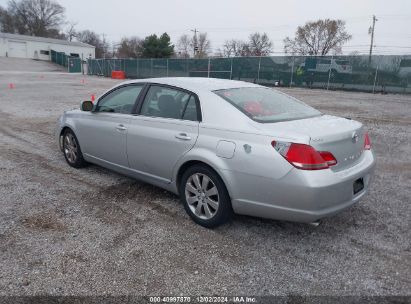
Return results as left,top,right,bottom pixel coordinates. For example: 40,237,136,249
56,77,375,228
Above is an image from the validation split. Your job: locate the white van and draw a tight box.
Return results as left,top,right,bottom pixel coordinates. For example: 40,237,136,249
301,58,353,74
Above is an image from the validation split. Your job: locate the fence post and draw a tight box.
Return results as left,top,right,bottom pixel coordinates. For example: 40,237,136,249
257,56,262,83
290,56,295,88
230,58,233,80
167,59,169,77
373,59,379,93
151,59,153,77
327,55,333,90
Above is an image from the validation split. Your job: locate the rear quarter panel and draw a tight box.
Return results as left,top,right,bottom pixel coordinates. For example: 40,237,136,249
174,124,294,199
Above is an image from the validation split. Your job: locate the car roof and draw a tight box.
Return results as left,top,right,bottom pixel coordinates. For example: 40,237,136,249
122,77,260,93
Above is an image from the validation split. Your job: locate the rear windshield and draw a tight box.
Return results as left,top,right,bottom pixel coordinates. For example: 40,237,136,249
214,87,321,123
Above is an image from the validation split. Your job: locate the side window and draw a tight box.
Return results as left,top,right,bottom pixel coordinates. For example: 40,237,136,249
96,85,143,114
182,96,198,121
140,85,198,120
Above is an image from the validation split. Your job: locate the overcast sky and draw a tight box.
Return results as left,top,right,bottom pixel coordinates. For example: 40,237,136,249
1,0,410,55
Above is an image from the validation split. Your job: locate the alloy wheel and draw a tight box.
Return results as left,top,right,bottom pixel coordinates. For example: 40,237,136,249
64,133,78,164
185,173,219,220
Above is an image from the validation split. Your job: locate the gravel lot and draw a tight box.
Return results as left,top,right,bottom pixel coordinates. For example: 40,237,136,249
0,58,410,297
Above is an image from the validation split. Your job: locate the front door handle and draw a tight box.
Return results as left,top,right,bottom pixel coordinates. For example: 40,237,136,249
116,124,127,131
175,133,191,141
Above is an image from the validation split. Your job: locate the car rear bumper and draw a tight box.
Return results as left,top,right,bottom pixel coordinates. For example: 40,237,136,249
228,150,376,223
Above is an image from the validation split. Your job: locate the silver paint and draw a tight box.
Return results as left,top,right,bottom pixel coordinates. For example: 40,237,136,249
56,77,376,224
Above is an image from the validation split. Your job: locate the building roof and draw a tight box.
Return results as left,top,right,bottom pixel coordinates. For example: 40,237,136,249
0,32,95,48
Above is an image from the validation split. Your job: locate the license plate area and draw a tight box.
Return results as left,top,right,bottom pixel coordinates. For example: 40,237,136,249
353,177,364,195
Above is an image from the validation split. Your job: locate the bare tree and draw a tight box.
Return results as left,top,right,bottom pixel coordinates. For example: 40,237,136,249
195,32,211,58
176,32,211,58
222,39,246,57
76,30,108,58
176,34,191,58
221,35,271,57
0,5,15,33
117,36,143,58
8,0,65,37
66,21,77,41
284,19,352,56
248,32,273,56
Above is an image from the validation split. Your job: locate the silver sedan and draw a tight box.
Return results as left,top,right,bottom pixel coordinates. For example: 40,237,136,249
56,77,375,228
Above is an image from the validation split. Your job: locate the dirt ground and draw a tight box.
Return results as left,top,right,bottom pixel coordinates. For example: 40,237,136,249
0,58,410,297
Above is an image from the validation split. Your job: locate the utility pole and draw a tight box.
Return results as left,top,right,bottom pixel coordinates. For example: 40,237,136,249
368,15,377,64
191,28,199,57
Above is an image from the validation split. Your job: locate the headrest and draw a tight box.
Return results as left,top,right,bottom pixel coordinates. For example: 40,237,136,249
158,95,177,110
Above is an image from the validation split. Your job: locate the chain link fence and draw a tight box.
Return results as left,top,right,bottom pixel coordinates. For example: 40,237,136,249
51,50,82,73
87,55,411,94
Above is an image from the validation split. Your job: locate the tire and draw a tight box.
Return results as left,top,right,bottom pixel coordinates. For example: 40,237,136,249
179,164,232,228
62,129,87,168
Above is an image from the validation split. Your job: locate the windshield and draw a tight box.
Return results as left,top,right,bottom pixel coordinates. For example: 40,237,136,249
214,87,321,123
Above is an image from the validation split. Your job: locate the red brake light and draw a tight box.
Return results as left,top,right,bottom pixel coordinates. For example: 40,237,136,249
319,151,338,166
272,141,337,170
364,132,371,150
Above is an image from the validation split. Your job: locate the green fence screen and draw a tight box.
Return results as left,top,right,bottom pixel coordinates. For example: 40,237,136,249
51,50,82,73
87,55,411,94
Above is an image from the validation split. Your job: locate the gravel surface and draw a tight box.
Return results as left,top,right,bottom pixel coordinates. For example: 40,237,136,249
0,58,410,296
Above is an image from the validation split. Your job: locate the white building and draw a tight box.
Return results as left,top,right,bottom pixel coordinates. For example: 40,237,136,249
0,32,95,61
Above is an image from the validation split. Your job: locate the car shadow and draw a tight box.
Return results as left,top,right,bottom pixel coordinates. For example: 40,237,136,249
80,163,358,238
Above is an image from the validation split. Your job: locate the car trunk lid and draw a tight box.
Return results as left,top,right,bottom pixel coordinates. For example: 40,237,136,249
256,115,365,171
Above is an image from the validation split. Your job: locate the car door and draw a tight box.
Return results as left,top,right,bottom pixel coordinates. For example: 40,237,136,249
127,84,200,182
78,84,144,167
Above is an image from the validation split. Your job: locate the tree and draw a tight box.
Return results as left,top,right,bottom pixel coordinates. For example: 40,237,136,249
176,32,211,58
141,33,174,58
248,32,273,56
221,39,253,57
76,30,108,58
0,5,15,32
117,36,143,58
66,21,77,42
284,19,352,56
176,34,191,58
195,33,211,58
220,33,272,58
7,0,65,37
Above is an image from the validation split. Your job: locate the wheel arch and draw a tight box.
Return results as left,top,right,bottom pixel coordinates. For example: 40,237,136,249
58,126,76,151
175,158,234,199
59,126,71,151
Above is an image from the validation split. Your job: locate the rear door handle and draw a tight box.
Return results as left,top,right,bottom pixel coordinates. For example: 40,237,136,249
116,124,127,131
175,133,191,141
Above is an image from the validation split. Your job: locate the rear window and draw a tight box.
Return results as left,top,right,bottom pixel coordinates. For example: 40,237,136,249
214,87,321,123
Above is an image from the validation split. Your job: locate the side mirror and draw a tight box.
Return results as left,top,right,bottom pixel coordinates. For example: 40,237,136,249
81,100,93,111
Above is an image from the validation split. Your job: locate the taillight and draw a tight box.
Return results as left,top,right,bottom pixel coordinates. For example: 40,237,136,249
364,132,371,150
319,151,338,166
272,141,337,170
